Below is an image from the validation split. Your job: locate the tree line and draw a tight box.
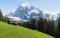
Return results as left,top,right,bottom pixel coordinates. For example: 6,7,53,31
19,17,56,37
0,9,3,21
18,17,60,38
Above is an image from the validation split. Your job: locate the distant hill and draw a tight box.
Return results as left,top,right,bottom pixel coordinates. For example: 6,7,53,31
0,22,53,38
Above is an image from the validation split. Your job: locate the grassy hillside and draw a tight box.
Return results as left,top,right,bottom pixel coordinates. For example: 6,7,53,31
0,22,53,38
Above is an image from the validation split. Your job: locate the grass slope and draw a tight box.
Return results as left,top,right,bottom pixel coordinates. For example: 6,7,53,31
0,22,53,38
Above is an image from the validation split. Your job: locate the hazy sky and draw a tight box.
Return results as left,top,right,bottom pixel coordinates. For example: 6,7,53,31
0,0,60,16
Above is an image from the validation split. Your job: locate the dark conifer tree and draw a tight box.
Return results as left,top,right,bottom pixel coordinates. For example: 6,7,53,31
37,17,43,31
30,18,36,29
56,18,60,38
0,9,3,21
46,20,55,36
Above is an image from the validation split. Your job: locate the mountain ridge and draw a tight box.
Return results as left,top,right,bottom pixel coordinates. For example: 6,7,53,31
5,3,60,23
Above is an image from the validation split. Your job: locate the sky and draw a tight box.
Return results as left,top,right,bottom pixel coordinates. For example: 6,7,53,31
0,0,60,16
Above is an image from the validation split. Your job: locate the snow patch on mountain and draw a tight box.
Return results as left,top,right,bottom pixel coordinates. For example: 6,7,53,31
28,8,40,15
43,10,58,20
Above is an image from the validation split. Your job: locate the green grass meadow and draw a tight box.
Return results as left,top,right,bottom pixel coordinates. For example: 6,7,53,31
0,22,54,38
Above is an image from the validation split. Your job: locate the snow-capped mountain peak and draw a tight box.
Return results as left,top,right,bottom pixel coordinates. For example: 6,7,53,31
6,3,60,23
6,3,43,22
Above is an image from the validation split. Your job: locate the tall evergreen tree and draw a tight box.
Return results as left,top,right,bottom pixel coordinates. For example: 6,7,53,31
56,18,60,38
42,18,48,33
30,18,36,29
0,9,3,21
37,17,43,31
46,20,55,36
37,17,47,32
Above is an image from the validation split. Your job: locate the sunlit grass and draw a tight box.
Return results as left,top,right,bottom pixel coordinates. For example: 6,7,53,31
0,22,53,38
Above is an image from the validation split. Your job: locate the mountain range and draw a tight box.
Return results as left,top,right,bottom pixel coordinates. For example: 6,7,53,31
5,3,60,23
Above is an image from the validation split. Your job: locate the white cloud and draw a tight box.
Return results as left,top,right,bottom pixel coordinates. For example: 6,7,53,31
11,10,15,13
21,3,30,8
12,10,15,13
